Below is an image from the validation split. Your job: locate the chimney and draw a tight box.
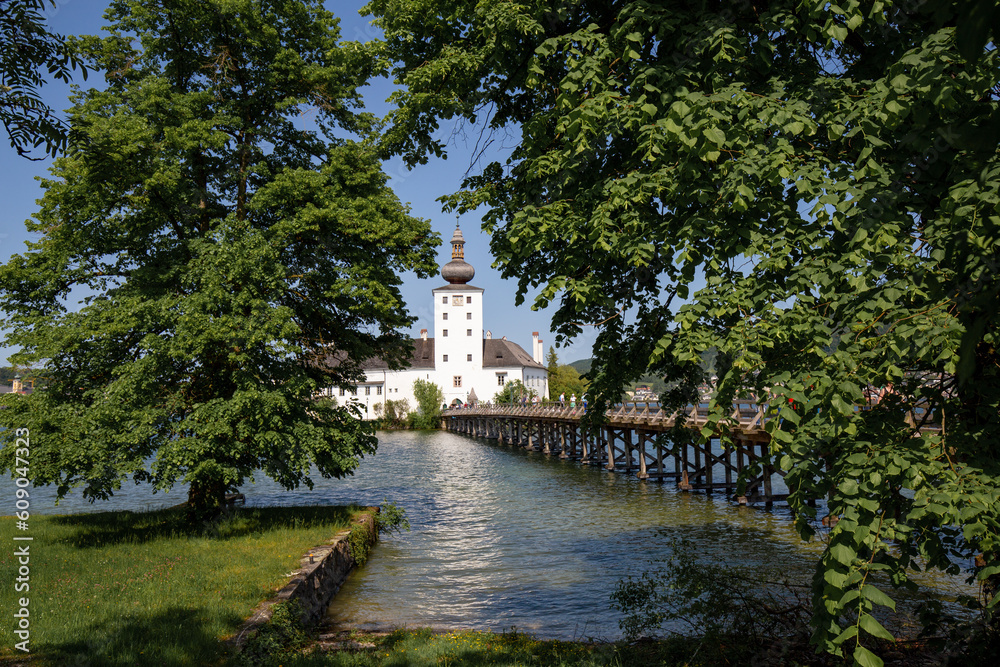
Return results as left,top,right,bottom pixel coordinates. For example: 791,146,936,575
420,329,427,341
532,332,541,363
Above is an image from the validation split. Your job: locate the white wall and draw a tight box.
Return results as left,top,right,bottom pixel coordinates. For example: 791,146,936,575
433,286,484,405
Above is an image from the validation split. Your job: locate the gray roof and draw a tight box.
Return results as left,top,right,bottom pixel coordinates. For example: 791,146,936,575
431,284,484,292
358,337,545,371
483,339,545,370
360,338,435,370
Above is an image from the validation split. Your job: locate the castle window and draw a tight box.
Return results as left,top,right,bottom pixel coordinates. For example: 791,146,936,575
443,329,448,337
443,354,448,362
454,376,462,388
466,312,472,320
443,312,448,320
339,388,345,396
466,296,472,304
365,386,370,395
467,354,472,361
497,373,507,386
377,386,382,395
442,296,447,304
466,329,472,336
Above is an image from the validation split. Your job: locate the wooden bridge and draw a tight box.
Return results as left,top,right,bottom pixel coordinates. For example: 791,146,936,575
441,401,787,505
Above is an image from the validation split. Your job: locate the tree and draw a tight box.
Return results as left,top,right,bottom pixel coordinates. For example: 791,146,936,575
410,378,444,429
545,344,558,376
367,0,999,661
0,0,86,158
0,0,437,518
545,345,588,399
550,364,588,401
494,379,534,404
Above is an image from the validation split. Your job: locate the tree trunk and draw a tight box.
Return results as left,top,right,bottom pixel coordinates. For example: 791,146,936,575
186,476,227,522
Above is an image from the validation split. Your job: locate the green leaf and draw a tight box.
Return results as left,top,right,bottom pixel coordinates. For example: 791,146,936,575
830,543,856,565
859,614,895,641
839,479,859,496
704,126,726,146
860,585,896,611
978,565,1000,580
854,645,884,667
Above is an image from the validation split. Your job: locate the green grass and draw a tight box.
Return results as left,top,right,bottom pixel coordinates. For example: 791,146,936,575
241,628,709,667
0,505,363,666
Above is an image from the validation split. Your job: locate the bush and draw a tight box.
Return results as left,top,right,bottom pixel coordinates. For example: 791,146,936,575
377,499,411,535
375,398,410,429
411,379,444,428
235,600,309,666
347,521,374,566
611,540,810,662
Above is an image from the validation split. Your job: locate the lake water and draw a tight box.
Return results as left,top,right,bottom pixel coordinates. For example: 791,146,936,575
4,428,974,640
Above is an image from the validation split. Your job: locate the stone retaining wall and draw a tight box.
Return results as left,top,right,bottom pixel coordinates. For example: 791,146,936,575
230,507,378,648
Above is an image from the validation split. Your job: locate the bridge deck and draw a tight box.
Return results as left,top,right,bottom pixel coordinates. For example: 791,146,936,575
441,401,938,506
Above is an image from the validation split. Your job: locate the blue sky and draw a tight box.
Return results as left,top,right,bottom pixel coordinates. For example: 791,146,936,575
0,0,599,367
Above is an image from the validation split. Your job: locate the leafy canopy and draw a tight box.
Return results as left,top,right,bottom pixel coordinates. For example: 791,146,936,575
494,379,535,404
367,0,1000,661
0,0,87,158
410,378,445,428
0,0,438,515
545,347,588,399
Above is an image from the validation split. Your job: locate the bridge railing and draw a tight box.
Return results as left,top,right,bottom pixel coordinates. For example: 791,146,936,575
442,398,941,433
442,400,773,431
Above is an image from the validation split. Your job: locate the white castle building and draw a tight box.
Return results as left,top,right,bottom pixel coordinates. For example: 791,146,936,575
331,224,548,416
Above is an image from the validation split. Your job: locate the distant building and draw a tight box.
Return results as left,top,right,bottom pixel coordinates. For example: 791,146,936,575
0,374,33,395
325,224,548,416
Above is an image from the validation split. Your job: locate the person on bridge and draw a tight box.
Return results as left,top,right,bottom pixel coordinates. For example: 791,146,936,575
559,392,565,407
570,394,577,408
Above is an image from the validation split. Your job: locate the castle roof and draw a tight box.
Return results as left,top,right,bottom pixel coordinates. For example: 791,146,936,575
357,337,544,371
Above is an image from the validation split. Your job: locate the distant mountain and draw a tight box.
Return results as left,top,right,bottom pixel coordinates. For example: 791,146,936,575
567,358,592,375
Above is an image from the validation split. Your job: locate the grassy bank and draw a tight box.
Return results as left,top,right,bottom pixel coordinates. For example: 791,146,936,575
239,626,966,667
0,505,363,666
241,627,707,667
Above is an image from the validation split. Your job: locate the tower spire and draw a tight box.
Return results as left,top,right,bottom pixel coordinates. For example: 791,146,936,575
451,220,465,260
442,221,475,284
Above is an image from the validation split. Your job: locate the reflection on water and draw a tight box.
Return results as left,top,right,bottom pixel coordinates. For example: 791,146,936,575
3,429,975,640
317,431,974,639
320,431,816,639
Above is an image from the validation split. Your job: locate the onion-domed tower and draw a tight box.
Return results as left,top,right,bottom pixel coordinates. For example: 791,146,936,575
441,224,475,284
433,222,485,404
